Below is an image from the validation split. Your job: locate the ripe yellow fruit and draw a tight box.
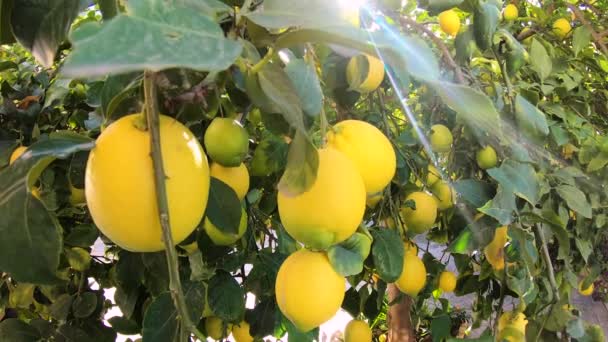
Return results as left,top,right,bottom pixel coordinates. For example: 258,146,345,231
204,207,247,246
503,4,518,21
395,248,427,296
427,165,441,186
275,249,345,332
484,226,508,270
9,146,27,165
431,181,454,211
326,120,396,195
344,319,372,342
232,321,254,342
476,145,498,169
204,117,249,167
366,193,383,208
438,271,457,292
346,54,385,93
278,148,366,249
430,124,453,153
439,10,461,36
562,143,576,160
205,316,232,340
210,162,249,200
400,192,438,234
578,281,594,296
553,18,572,39
85,114,210,252
498,311,527,341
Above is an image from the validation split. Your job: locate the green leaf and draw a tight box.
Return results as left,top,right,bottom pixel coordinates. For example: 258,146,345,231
530,39,552,80
63,0,242,77
419,0,464,15
0,319,41,342
64,224,99,248
115,251,144,294
50,294,74,322
71,292,97,318
207,271,245,322
572,26,591,56
430,315,452,342
246,298,276,338
575,238,592,263
207,178,242,235
478,187,517,225
566,318,586,338
11,0,82,67
97,0,118,20
452,179,495,208
587,154,608,172
369,228,404,282
514,95,549,138
244,0,355,29
108,316,140,335
277,131,319,197
473,2,500,51
556,185,592,219
0,0,15,44
327,233,372,276
142,292,178,342
550,125,569,146
100,73,142,120
284,59,323,117
487,160,539,205
454,27,475,66
65,247,91,272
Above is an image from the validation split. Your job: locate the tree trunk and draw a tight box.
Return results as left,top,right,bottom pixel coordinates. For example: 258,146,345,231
387,284,416,342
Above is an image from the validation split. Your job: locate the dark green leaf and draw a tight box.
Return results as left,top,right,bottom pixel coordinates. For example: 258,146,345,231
284,59,322,117
369,228,404,282
487,160,538,205
56,324,90,341
114,286,138,318
327,233,372,276
108,316,140,335
64,224,99,248
530,39,552,80
430,315,451,342
420,0,464,15
97,0,118,20
142,292,178,342
50,294,73,322
71,292,97,318
207,178,242,235
115,251,144,294
474,2,500,51
575,238,592,263
0,319,41,342
246,298,276,338
514,95,549,138
277,131,319,196
0,0,15,44
207,271,245,322
452,179,495,208
0,60,18,72
183,280,206,322
556,185,592,219
454,27,475,66
572,26,591,56
478,187,517,225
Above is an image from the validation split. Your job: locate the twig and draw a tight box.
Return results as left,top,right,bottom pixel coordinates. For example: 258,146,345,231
143,70,206,341
399,16,465,84
567,4,608,56
533,224,560,302
516,27,538,42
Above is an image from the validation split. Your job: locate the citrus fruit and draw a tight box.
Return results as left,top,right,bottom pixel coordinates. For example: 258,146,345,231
439,10,461,36
427,164,441,186
430,124,453,153
431,181,454,211
204,117,249,167
585,324,605,342
278,147,366,249
204,207,247,246
503,4,518,20
484,226,508,270
553,18,571,39
476,145,498,169
232,321,254,342
85,114,210,252
497,311,527,341
562,143,576,160
210,162,249,200
9,146,27,165
438,271,457,292
395,247,427,296
344,319,372,342
366,193,383,208
326,119,396,195
275,249,346,332
205,316,232,340
346,54,385,93
578,281,594,296
400,192,438,234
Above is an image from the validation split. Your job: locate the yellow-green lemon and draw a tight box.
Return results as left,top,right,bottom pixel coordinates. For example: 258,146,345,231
204,117,249,167
503,4,518,21
203,207,247,246
439,10,461,36
431,181,454,211
484,226,508,271
344,319,372,342
395,248,427,296
232,321,254,342
401,192,438,234
578,281,594,296
427,164,441,186
205,316,232,340
476,145,498,169
438,271,457,292
210,162,249,200
498,311,527,342
553,18,572,39
430,124,453,153
346,54,386,93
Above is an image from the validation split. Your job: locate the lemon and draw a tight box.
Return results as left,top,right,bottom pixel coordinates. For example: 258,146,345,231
9,146,27,165
497,311,527,342
400,192,437,234
553,18,571,39
439,10,460,36
578,281,594,296
438,271,457,292
476,146,498,169
204,117,249,167
431,181,454,211
210,162,249,200
427,165,441,186
232,321,254,342
346,54,385,93
562,143,576,160
69,184,86,206
395,247,427,296
278,148,366,249
484,226,508,271
85,114,210,252
503,4,518,21
326,120,396,195
275,249,345,332
430,124,453,153
204,207,247,246
344,319,372,342
205,316,232,340
366,193,383,208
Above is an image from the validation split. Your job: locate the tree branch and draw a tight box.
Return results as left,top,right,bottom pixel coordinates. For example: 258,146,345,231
533,224,560,303
567,3,608,56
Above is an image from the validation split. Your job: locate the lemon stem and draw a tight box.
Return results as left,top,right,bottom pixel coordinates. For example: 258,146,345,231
143,70,206,342
250,47,275,75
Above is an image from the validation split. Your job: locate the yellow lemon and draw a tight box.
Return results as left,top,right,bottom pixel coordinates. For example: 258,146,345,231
366,193,383,208
484,226,508,271
395,248,427,296
503,4,518,21
427,164,441,186
430,124,453,153
431,181,454,211
498,311,527,341
275,249,345,332
476,145,498,169
400,192,437,234
278,148,366,249
326,120,396,195
553,18,572,39
439,10,461,36
232,321,254,342
9,146,27,165
345,319,372,342
85,114,210,252
204,117,249,167
204,207,247,246
346,54,385,93
438,271,457,292
578,281,594,296
210,162,250,200
205,316,232,340
562,143,576,160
